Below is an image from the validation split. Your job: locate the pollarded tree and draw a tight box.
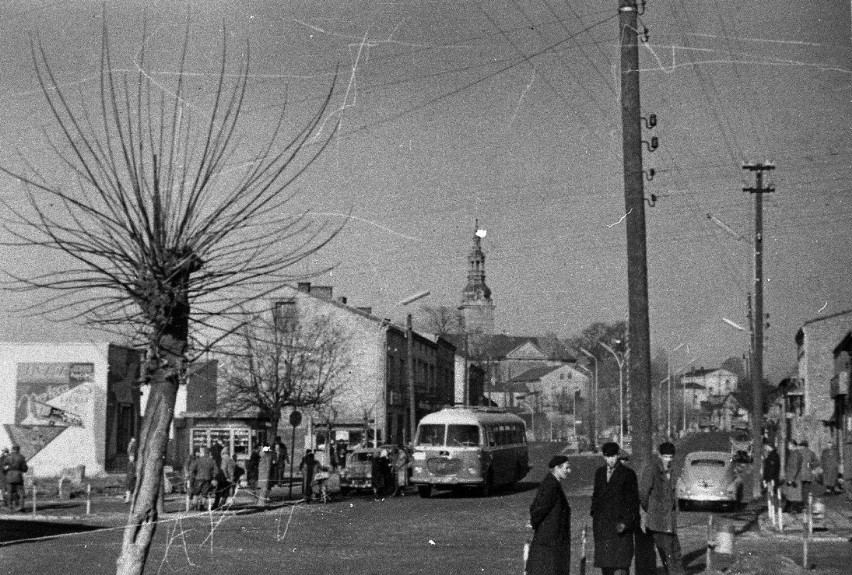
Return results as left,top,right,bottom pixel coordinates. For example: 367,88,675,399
219,309,351,445
0,23,342,575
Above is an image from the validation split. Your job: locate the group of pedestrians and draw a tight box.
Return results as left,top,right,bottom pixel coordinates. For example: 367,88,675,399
761,437,843,514
0,444,28,512
183,444,242,510
527,441,684,575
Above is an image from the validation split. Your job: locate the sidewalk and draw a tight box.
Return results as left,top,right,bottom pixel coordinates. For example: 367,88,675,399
0,484,308,526
752,490,852,542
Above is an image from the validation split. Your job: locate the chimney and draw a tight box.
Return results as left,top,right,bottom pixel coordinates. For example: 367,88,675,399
312,286,333,300
356,306,372,315
336,296,348,305
297,282,311,293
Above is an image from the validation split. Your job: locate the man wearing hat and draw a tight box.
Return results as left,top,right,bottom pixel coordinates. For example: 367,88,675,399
526,454,572,575
590,442,640,575
639,442,683,575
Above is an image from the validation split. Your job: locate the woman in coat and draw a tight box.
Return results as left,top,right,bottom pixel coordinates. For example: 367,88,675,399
526,455,572,575
591,442,640,575
783,439,804,512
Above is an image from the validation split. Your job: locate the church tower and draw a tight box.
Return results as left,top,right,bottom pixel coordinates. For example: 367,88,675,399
460,221,495,335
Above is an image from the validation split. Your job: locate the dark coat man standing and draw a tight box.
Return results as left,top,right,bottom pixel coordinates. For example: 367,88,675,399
526,454,572,575
761,441,781,493
3,445,28,512
591,442,640,575
639,442,684,575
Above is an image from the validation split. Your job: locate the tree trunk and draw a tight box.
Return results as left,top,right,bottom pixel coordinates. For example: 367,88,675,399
266,410,281,446
115,334,184,575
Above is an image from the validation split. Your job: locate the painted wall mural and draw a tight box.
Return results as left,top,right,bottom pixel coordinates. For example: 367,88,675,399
7,362,95,459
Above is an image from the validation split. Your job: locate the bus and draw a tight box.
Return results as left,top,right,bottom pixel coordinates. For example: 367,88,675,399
410,407,529,498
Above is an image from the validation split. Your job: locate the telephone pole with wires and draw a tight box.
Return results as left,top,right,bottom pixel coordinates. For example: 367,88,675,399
743,162,774,498
618,0,653,472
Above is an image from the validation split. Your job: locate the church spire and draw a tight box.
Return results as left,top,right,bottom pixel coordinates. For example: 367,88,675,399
460,221,495,334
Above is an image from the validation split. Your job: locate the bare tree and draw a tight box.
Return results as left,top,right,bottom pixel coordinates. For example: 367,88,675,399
219,310,351,444
0,23,342,575
417,304,462,336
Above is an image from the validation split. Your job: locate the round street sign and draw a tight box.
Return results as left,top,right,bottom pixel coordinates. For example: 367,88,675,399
289,410,302,427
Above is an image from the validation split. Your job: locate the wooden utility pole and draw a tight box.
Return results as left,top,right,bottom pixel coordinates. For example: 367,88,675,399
619,0,652,472
744,162,774,497
620,2,657,572
407,313,416,445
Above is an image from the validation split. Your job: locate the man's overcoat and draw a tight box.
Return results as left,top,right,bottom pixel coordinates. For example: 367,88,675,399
527,472,571,575
590,461,640,569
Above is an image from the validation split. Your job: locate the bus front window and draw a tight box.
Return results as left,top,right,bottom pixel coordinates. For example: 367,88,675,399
417,424,445,446
447,425,480,447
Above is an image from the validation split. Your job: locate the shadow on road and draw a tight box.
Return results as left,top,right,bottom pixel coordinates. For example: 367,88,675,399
0,519,106,546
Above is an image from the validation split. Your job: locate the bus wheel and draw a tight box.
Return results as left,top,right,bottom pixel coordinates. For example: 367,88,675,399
418,485,432,498
479,473,493,497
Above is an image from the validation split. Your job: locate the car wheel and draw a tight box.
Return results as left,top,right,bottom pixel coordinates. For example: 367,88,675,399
339,487,350,496
418,485,432,498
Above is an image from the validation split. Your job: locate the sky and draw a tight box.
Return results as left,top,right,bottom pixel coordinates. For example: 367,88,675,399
0,0,849,383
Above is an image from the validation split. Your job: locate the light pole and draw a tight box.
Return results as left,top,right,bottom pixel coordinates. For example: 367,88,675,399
579,348,598,450
666,342,687,439
576,363,594,449
599,341,627,447
400,290,431,446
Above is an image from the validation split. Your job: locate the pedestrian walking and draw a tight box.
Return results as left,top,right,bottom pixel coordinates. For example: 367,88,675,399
391,445,409,497
783,439,804,513
800,440,818,503
590,442,640,575
371,449,390,499
124,452,137,503
188,445,219,510
0,447,9,509
526,454,572,575
274,441,289,487
762,440,781,494
299,449,318,503
217,450,237,507
639,442,684,575
3,444,28,512
247,445,260,488
821,439,840,494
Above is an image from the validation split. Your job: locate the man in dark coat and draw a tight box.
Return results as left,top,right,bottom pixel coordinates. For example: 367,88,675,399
3,445,28,512
639,442,683,575
762,441,781,494
188,445,219,510
526,454,572,575
591,442,640,575
299,449,318,502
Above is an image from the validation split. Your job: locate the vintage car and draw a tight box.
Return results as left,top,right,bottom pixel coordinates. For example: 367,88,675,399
676,450,747,510
338,445,397,493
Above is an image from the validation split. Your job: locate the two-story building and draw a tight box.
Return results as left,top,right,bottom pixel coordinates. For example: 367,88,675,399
258,283,456,448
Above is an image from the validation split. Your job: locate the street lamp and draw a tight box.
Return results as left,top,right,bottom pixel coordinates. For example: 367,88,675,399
599,341,627,447
575,363,595,450
400,290,431,446
579,348,598,450
666,342,687,439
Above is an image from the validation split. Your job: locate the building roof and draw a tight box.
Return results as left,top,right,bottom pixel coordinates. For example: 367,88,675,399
801,308,852,328
680,381,707,390
505,365,561,383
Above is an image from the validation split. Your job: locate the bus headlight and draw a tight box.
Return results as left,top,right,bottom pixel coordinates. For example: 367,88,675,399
413,466,423,473
413,452,426,461
467,467,477,475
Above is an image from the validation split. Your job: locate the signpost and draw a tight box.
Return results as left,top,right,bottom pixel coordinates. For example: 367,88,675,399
289,410,302,500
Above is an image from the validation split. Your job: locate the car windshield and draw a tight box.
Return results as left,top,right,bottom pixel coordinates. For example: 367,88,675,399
691,459,725,467
417,424,445,446
446,425,480,446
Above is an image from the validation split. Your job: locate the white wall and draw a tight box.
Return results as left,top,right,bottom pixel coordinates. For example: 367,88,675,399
0,342,111,477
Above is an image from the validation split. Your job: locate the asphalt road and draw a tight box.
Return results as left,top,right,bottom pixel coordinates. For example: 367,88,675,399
0,442,847,574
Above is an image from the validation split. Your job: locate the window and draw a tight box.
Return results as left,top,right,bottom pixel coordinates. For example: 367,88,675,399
417,424,445,446
446,425,480,446
273,298,297,329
